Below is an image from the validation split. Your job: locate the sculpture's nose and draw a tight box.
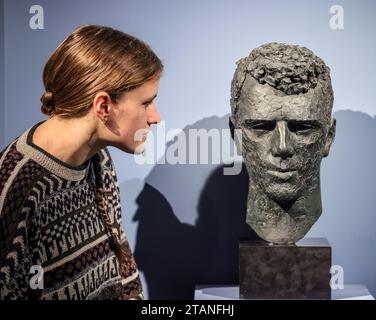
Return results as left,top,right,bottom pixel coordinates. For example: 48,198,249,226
271,121,294,159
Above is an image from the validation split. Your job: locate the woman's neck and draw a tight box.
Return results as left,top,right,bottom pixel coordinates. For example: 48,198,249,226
32,116,105,166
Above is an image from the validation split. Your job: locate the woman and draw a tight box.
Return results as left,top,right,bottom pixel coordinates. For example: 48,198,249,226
0,25,162,299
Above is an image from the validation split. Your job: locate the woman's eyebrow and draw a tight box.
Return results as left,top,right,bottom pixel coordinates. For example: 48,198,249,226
142,94,157,103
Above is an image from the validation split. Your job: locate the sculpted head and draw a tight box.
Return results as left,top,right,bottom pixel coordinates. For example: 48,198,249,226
230,43,336,244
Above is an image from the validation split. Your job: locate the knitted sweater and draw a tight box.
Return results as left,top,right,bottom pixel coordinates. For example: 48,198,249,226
0,121,143,300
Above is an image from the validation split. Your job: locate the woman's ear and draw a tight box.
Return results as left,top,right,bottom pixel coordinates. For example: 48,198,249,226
93,92,112,122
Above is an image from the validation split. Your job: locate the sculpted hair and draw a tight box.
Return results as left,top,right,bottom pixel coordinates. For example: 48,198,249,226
40,24,163,117
231,42,333,123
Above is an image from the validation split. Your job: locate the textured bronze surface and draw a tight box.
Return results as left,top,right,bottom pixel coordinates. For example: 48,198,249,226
230,43,336,244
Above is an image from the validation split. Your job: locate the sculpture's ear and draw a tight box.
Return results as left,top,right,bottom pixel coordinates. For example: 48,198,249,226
229,115,236,140
323,117,336,157
229,115,243,155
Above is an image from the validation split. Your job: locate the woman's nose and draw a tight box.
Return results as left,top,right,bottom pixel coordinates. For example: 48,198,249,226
148,104,161,125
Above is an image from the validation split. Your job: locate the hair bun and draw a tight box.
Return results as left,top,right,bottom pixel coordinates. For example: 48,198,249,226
40,90,55,115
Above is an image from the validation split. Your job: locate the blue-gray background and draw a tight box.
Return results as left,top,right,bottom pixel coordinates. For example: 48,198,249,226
1,0,375,299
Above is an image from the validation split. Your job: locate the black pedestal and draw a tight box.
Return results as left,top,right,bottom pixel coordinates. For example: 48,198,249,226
239,237,331,299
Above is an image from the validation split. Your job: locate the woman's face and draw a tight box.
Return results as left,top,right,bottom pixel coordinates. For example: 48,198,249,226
107,78,161,154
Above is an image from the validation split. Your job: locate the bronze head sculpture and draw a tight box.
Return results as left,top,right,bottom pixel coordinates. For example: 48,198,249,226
230,43,336,244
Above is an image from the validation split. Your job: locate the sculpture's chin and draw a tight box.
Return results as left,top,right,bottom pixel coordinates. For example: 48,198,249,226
264,184,301,208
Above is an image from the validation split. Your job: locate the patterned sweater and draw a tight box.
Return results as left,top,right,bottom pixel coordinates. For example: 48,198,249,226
0,121,143,300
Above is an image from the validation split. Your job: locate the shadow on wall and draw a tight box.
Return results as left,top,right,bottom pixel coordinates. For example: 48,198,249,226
307,110,376,296
130,115,259,299
130,110,376,299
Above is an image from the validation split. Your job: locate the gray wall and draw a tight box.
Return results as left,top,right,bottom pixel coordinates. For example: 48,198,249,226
2,0,375,299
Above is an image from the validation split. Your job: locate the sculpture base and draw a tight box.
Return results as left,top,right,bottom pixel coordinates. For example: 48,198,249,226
239,237,331,299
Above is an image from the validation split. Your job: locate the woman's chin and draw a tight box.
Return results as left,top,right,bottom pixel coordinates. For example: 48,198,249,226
111,142,144,155
133,142,145,155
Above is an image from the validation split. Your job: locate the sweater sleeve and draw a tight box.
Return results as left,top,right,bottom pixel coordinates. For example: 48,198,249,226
0,201,33,300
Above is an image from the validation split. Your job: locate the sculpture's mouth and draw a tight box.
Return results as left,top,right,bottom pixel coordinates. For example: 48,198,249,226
268,169,297,180
268,163,297,172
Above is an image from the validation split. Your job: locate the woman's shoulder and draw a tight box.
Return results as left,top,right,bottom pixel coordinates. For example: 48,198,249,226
0,139,47,199
0,139,45,234
0,138,26,170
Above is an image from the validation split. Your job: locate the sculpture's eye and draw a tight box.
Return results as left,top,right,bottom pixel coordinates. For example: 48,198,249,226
288,120,316,133
244,120,276,132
